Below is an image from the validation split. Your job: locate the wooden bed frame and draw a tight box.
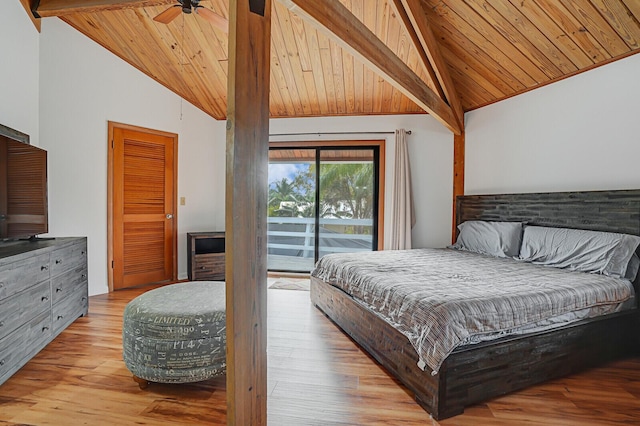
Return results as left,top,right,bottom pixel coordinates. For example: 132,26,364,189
310,189,640,420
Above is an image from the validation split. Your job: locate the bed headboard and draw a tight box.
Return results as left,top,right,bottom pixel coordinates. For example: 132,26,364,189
456,189,640,236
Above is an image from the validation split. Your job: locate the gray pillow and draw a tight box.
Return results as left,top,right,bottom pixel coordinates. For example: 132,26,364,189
518,226,640,278
451,221,523,258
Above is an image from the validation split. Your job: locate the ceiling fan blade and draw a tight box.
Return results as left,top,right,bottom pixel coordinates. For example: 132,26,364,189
153,5,182,24
196,7,229,33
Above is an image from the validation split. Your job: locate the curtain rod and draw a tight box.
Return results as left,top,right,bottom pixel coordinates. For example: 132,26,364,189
269,130,411,137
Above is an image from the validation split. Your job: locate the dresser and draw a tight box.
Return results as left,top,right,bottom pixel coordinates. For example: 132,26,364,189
0,237,88,386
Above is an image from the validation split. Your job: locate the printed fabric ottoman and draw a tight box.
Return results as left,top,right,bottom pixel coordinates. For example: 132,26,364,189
122,281,226,388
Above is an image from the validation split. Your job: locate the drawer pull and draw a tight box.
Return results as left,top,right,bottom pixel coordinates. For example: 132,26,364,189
81,274,87,279
0,321,3,327
0,359,4,366
82,297,87,302
56,287,62,293
42,326,49,332
0,282,4,288
41,265,49,271
57,315,64,320
55,259,63,265
42,296,49,301
81,251,86,255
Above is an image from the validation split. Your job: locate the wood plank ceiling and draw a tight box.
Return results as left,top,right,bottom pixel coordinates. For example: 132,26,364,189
37,0,640,122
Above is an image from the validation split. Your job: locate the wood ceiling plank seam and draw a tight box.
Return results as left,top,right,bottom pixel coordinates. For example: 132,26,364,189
447,61,500,106
268,64,290,117
269,39,299,117
383,1,403,112
400,0,463,126
342,49,358,112
481,0,577,75
389,0,445,99
373,0,391,113
435,26,517,96
330,40,349,114
392,12,413,112
272,3,307,115
534,0,612,62
316,32,340,114
350,0,365,113
559,0,629,57
362,1,378,113
509,0,595,69
440,44,505,99
278,6,320,115
138,9,213,108
621,0,640,23
401,48,420,111
290,13,314,71
145,9,225,116
187,13,232,110
460,0,563,80
591,0,640,49
274,4,314,115
303,25,332,114
429,1,539,87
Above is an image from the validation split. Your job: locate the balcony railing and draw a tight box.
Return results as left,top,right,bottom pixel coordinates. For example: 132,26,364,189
267,216,373,271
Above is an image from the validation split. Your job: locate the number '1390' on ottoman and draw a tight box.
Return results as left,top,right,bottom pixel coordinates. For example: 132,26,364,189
122,281,226,388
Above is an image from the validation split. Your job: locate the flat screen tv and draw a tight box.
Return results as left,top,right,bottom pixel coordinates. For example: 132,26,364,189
0,125,48,240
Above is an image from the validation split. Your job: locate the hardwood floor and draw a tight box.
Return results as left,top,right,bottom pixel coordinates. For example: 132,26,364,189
1,285,640,425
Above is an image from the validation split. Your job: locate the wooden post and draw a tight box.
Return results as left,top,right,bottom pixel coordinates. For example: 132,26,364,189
225,0,271,425
452,131,465,243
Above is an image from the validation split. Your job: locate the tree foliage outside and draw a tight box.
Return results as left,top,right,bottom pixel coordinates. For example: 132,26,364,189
268,162,374,235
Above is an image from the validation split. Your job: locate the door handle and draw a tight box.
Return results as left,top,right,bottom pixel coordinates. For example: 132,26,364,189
166,214,174,219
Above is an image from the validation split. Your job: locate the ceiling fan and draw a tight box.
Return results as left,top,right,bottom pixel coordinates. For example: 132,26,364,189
153,0,228,33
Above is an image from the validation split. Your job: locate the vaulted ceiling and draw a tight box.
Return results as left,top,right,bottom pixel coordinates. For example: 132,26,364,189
31,0,640,132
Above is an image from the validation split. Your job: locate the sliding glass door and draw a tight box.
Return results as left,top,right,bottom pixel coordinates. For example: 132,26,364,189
267,145,380,273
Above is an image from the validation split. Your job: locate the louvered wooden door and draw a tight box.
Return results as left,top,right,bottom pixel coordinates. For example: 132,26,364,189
109,123,177,291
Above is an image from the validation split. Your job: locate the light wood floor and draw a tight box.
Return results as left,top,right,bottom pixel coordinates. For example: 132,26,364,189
1,285,640,425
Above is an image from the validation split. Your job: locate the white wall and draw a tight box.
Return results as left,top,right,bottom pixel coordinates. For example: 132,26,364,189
269,115,453,249
465,53,640,195
39,19,226,296
0,2,40,145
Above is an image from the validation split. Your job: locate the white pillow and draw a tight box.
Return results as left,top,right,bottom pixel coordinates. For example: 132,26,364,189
518,226,640,278
451,221,523,258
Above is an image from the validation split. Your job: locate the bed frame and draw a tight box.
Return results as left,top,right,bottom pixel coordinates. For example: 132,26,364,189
310,189,640,420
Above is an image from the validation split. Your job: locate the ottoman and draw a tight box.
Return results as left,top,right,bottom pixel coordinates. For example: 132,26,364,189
122,281,226,388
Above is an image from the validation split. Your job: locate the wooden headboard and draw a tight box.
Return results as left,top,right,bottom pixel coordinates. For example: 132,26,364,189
456,189,640,236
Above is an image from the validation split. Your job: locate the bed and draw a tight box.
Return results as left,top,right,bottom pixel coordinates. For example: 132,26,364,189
309,189,640,420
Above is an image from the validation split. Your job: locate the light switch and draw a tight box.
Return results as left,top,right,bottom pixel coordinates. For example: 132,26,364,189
180,197,186,206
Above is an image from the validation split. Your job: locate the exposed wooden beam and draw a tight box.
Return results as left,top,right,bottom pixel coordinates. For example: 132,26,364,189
389,0,444,100
452,131,465,243
225,0,271,424
279,0,462,135
34,0,172,18
400,0,465,130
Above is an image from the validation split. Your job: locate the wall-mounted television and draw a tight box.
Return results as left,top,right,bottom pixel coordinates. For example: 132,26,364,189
0,124,48,240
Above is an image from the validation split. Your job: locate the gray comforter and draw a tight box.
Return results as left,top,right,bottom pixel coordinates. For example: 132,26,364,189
311,248,635,374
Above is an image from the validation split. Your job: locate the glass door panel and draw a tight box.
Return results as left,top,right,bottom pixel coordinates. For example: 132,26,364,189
267,149,316,272
318,149,376,258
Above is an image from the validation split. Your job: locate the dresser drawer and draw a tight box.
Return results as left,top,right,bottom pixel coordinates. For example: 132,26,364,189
0,253,50,302
52,289,88,335
52,266,88,305
0,281,51,341
50,240,88,278
0,310,52,383
194,253,225,280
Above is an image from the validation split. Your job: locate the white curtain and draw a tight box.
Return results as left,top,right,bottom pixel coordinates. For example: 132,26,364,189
388,129,415,250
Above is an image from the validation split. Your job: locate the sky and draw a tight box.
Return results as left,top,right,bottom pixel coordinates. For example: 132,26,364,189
268,163,309,185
